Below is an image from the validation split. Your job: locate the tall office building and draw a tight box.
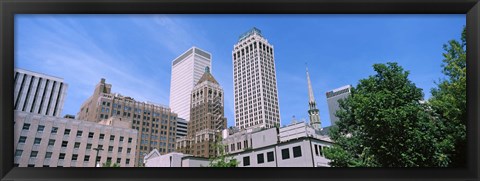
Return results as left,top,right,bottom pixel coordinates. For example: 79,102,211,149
77,78,178,166
176,67,227,158
14,68,68,117
306,67,321,130
326,85,352,125
170,47,212,122
175,118,188,138
233,27,281,130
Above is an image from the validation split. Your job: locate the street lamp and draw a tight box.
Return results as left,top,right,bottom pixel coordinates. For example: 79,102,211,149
93,147,104,167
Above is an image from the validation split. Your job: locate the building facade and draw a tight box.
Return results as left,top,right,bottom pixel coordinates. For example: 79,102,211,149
143,149,210,167
176,118,188,138
14,68,68,117
176,67,227,158
14,111,137,167
77,78,178,166
326,85,352,126
170,47,212,122
232,27,281,130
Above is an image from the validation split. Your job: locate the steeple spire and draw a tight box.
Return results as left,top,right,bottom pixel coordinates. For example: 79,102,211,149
305,65,322,130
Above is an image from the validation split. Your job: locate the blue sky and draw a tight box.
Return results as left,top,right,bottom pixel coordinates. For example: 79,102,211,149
15,14,465,128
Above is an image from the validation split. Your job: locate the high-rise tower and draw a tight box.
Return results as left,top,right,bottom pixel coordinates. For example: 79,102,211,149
170,47,212,122
232,27,281,130
306,67,321,130
326,85,352,126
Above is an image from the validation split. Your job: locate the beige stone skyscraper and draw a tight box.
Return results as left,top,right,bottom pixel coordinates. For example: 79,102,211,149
77,78,178,166
176,67,227,158
233,27,281,130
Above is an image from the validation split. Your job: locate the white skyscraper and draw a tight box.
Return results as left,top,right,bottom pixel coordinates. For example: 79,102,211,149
169,47,212,121
14,68,68,117
232,27,281,130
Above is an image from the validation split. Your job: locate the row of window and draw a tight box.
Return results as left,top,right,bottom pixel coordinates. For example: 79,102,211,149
14,149,131,164
18,137,133,153
242,146,302,166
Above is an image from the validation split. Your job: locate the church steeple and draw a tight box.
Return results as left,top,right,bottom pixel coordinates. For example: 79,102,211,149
306,66,322,130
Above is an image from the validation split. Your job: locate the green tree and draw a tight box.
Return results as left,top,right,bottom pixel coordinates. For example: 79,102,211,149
429,27,467,167
102,161,120,167
325,62,447,167
208,136,239,167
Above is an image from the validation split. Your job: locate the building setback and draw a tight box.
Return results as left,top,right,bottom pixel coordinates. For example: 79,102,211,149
233,27,281,130
176,118,188,138
76,78,178,166
14,111,137,167
170,47,212,122
14,68,68,117
176,67,227,158
326,85,352,126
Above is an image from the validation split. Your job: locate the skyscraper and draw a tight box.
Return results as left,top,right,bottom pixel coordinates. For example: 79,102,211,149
77,78,178,166
14,68,68,117
176,67,227,158
233,27,281,130
170,47,212,122
306,67,321,130
326,85,352,126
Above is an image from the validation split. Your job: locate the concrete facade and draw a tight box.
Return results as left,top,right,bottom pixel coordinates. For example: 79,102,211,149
326,85,352,126
143,150,209,167
77,78,178,166
170,47,212,122
14,111,137,167
14,68,68,117
233,27,281,130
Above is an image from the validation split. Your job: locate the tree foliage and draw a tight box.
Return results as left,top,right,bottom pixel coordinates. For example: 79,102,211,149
208,136,239,167
325,62,448,167
102,161,120,167
428,27,467,167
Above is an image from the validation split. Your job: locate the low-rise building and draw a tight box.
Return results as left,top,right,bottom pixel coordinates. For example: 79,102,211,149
143,149,209,167
14,111,137,167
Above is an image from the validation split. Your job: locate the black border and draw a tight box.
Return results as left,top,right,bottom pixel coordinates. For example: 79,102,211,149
1,0,479,181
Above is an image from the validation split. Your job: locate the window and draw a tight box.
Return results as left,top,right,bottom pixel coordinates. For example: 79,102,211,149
18,136,26,143
314,144,319,156
51,127,58,134
45,152,52,159
319,145,324,157
257,153,264,164
267,151,274,162
48,139,55,146
64,129,71,135
84,155,90,161
126,159,130,164
293,146,302,158
37,125,45,132
28,164,35,167
281,148,290,160
98,145,103,149
108,146,113,152
243,156,250,166
61,141,68,147
34,138,41,145
127,148,131,154
88,132,94,138
110,135,115,141
237,142,242,150
74,142,80,149
86,143,92,150
128,137,132,143
119,136,124,142
30,151,38,158
76,131,83,137
107,157,112,162
117,158,121,163
99,134,105,140
72,154,78,161
22,123,30,130
15,150,23,157
59,153,65,159
118,147,123,153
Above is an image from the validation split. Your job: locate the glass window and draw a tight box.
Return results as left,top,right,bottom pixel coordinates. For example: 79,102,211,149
15,150,23,157
110,135,115,141
51,127,58,134
281,148,290,160
84,155,90,161
118,147,123,153
314,144,319,156
18,136,27,143
45,152,52,159
22,123,30,130
127,148,131,154
34,138,41,145
88,132,94,138
257,153,264,164
59,153,65,159
86,143,92,150
30,151,38,158
99,134,105,140
76,131,83,137
61,141,68,147
48,139,55,146
319,145,324,157
128,138,132,143
108,146,113,152
64,129,71,135
293,146,302,158
243,156,250,166
126,159,130,164
74,142,80,149
37,125,45,132
117,158,121,163
72,154,78,161
119,136,124,142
